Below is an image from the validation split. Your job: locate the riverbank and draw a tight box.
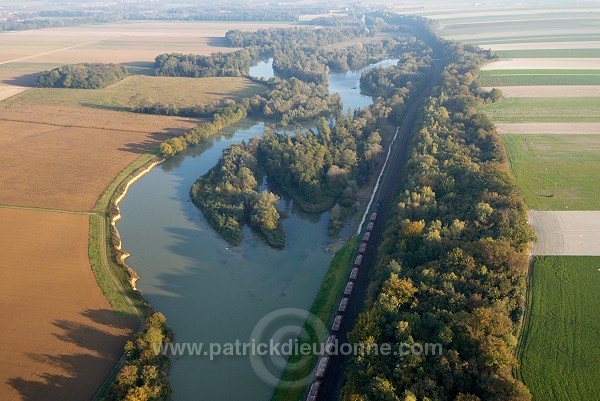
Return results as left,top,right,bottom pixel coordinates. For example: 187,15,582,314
89,152,159,316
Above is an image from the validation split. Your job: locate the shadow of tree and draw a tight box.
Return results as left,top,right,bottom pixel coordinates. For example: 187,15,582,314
7,309,136,401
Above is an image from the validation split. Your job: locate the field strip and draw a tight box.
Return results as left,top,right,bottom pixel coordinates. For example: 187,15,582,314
497,122,600,134
0,86,28,102
0,203,96,215
484,85,600,97
429,8,600,19
481,41,600,50
442,16,600,27
0,117,155,134
482,58,600,70
447,30,600,41
529,211,600,256
0,40,99,65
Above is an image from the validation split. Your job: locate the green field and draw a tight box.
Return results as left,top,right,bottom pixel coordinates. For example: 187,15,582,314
461,33,600,45
478,70,600,86
271,236,359,401
494,49,600,58
8,75,267,109
441,17,600,36
481,97,600,122
502,134,600,210
518,256,600,401
439,13,600,25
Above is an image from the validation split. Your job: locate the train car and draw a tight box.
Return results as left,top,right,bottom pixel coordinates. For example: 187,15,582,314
324,334,336,355
306,381,321,401
344,281,354,296
370,212,377,222
331,315,343,332
366,221,374,231
338,297,349,313
315,356,329,379
363,231,371,242
358,242,367,254
354,254,363,266
349,267,359,280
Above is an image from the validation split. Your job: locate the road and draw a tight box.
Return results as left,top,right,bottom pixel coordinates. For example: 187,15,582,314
316,57,446,401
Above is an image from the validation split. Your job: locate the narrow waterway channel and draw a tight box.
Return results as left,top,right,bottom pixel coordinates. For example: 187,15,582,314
117,58,398,401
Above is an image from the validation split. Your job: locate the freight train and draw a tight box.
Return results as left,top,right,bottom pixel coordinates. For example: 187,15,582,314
304,209,378,401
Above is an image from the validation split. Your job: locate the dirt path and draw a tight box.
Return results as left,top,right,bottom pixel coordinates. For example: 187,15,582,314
496,122,600,134
484,85,600,97
529,211,600,255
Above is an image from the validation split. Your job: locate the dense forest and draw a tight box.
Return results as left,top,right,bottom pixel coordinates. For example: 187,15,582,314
191,142,285,248
36,63,128,89
341,42,534,401
106,313,172,401
0,4,344,32
154,48,261,78
182,16,437,247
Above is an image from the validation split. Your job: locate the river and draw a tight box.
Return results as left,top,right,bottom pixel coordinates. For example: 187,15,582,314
117,58,398,401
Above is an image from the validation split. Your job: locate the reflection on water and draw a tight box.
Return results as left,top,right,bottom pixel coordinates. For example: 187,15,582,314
117,57,398,401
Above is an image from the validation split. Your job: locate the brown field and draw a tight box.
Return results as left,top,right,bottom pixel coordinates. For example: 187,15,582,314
484,85,600,97
0,120,177,211
0,19,281,401
0,208,138,401
0,85,28,102
481,58,600,70
496,122,600,135
0,21,293,86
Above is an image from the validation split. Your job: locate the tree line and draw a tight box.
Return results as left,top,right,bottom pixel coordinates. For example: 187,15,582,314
159,104,249,157
106,313,172,401
341,40,535,401
36,63,128,89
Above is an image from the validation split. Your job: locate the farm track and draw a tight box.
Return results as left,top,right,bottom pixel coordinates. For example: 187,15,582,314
316,57,446,401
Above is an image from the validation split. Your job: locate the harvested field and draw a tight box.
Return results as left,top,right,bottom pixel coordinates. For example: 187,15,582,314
519,256,600,400
483,85,600,97
0,21,293,86
0,84,27,102
503,134,600,210
529,212,600,255
481,97,600,123
0,208,138,401
478,69,600,86
497,122,600,135
0,120,173,211
481,58,600,70
0,101,200,133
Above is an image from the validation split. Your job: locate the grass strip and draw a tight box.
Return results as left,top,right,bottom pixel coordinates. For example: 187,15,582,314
270,236,359,401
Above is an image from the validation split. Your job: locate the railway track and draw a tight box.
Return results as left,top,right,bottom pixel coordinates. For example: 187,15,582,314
314,57,446,401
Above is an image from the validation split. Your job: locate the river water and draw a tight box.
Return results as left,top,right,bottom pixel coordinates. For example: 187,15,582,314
117,58,397,401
